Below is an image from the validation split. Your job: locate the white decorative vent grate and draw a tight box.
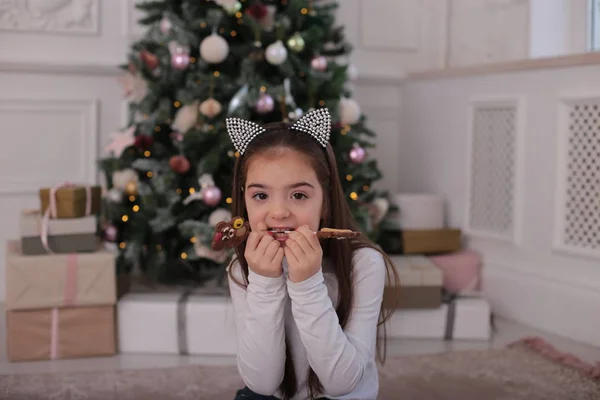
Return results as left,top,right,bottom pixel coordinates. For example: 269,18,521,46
468,103,517,238
560,101,600,252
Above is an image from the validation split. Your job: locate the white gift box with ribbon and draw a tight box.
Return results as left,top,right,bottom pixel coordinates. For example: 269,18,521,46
381,296,492,340
117,290,238,356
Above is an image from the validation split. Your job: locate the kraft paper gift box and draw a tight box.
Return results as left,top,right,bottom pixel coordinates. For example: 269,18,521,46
6,305,116,362
382,296,492,340
118,289,237,356
5,241,116,311
19,210,99,255
379,228,463,255
39,184,101,219
384,255,443,309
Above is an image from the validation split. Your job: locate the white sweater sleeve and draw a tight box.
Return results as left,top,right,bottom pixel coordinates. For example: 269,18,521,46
227,261,287,395
286,248,386,397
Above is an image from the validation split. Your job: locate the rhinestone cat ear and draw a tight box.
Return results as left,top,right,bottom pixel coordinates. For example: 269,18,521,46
225,108,332,155
225,118,266,155
291,108,331,148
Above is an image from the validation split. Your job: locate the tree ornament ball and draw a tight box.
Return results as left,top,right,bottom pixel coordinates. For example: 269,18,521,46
169,155,191,174
202,186,222,206
349,145,367,164
106,188,123,203
311,56,327,71
223,1,242,14
200,33,229,64
265,40,287,65
171,52,190,70
339,97,361,125
256,93,274,114
199,98,222,118
287,33,305,52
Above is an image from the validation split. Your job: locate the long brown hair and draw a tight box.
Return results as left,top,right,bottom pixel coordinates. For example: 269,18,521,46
228,121,400,399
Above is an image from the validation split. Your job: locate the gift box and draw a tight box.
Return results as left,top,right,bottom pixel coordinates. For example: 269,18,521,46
19,210,99,255
382,296,492,340
389,193,445,230
384,255,443,309
378,228,462,255
6,305,116,362
429,250,482,294
117,289,237,356
39,184,101,219
5,240,116,311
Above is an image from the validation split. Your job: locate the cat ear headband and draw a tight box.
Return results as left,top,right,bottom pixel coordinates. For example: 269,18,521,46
225,108,331,155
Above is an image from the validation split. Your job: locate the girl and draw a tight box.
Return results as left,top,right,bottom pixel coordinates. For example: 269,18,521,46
225,108,400,400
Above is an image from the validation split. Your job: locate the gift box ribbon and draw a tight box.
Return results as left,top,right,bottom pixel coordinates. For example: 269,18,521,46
41,181,92,254
442,292,492,340
50,308,60,360
176,285,229,355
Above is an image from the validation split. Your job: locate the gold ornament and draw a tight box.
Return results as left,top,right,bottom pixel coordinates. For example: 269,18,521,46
126,181,138,195
199,98,222,118
287,33,305,52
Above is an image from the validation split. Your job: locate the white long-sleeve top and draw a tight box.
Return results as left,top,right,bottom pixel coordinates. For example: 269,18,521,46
227,247,386,400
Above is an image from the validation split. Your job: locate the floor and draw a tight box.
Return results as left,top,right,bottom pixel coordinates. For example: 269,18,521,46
1,304,600,376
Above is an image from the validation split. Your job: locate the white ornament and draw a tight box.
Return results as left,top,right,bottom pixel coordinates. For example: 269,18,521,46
339,97,361,125
265,40,287,65
112,169,139,191
200,33,229,64
105,188,124,203
209,208,232,226
171,101,199,134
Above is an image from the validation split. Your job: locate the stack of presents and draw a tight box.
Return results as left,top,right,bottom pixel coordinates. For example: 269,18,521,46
5,183,118,361
4,186,491,363
379,193,492,340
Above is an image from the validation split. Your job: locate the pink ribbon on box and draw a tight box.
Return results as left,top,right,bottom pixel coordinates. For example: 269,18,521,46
50,308,59,360
41,181,92,254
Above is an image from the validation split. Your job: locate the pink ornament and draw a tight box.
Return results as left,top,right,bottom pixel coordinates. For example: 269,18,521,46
202,186,222,206
256,93,274,114
105,225,118,242
171,52,190,70
311,56,327,71
349,145,366,164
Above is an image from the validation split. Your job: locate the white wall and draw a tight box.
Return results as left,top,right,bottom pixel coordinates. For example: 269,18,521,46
400,61,600,348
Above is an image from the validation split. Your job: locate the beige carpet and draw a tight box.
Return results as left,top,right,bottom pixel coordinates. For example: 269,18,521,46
1,337,599,400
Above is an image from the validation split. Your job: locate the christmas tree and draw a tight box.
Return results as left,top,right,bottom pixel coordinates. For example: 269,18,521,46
100,0,393,284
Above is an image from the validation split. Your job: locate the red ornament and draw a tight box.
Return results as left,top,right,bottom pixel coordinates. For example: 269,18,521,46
141,50,159,70
246,4,268,19
169,155,190,174
134,134,154,149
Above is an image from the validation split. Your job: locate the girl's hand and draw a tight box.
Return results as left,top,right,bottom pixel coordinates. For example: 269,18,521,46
245,222,284,278
284,225,323,283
